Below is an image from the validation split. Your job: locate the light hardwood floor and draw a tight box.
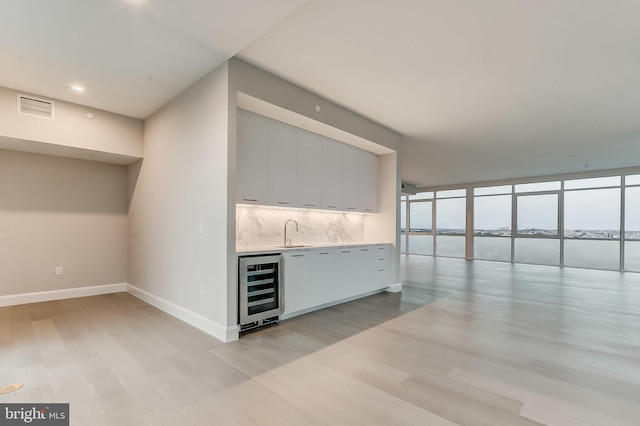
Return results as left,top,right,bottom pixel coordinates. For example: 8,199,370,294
2,256,640,425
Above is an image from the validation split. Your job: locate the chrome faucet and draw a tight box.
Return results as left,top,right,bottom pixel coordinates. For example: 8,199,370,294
284,219,299,247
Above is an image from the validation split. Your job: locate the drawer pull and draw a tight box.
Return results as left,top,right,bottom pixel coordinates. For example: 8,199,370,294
292,254,305,258
319,252,330,255
342,250,351,253
277,201,290,205
243,198,257,202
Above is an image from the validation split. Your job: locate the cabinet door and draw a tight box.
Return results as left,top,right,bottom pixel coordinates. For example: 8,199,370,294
355,246,374,293
335,248,359,299
237,112,269,204
283,252,311,315
321,138,342,210
310,250,336,306
297,132,322,209
268,123,298,207
360,152,379,213
341,146,361,212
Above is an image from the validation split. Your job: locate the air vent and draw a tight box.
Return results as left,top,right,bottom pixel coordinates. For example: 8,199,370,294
17,94,55,120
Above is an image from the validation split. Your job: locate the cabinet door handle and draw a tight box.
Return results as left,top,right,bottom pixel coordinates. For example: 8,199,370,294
342,250,351,253
378,258,386,261
361,249,369,252
277,201,290,205
292,254,305,258
347,207,356,210
304,203,316,207
365,209,372,212
318,252,330,255
378,268,386,272
243,198,257,202
327,205,337,209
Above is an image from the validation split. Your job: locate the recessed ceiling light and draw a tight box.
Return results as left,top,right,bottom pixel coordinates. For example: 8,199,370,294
71,85,85,93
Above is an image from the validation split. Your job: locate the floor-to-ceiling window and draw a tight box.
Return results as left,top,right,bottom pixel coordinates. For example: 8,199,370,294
514,181,561,266
563,176,621,270
435,189,466,258
403,192,434,255
474,185,512,262
402,168,640,272
624,174,640,271
400,197,407,254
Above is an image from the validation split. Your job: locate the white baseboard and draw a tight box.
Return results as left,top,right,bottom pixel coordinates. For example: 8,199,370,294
386,282,403,293
126,284,238,343
0,283,128,307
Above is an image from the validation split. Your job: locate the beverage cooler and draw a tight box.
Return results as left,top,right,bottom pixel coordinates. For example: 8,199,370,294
238,254,284,332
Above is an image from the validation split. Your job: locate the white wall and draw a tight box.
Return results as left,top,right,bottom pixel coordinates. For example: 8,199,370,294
127,63,233,341
0,85,143,160
364,152,401,283
0,149,128,297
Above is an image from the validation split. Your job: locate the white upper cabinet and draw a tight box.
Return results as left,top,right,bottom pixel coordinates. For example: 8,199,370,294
341,146,361,211
360,152,379,213
321,138,343,210
237,111,269,204
268,122,298,207
297,132,322,209
341,145,379,213
237,110,379,213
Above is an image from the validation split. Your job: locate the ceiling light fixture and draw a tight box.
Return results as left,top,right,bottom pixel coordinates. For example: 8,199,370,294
71,85,85,93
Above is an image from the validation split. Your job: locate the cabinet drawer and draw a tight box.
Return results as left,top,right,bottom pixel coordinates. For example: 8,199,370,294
375,245,391,257
372,267,389,288
373,256,389,266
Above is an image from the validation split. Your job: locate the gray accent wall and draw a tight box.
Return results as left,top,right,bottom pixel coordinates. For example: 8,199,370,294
0,149,128,296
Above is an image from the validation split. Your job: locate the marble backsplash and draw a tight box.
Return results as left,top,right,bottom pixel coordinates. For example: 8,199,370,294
236,205,364,248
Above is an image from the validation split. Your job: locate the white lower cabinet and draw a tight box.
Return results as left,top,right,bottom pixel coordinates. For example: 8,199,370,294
371,245,390,288
283,244,391,317
335,248,358,299
283,252,311,314
310,249,337,307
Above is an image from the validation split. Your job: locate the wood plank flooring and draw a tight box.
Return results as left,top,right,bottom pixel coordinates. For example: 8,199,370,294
2,256,640,425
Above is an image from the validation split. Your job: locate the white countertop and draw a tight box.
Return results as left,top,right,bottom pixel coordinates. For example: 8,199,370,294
236,242,391,255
